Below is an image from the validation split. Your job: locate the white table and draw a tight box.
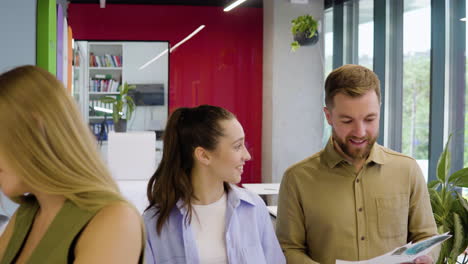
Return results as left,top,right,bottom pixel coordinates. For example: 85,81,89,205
242,183,280,195
266,206,277,217
107,131,158,180
242,183,280,218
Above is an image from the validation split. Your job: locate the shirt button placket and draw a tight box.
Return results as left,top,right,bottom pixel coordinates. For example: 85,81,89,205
354,171,366,259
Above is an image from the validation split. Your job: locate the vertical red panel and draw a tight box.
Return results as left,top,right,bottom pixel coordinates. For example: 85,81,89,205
68,4,263,183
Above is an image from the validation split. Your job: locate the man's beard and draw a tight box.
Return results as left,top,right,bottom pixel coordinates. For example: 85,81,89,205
332,129,377,160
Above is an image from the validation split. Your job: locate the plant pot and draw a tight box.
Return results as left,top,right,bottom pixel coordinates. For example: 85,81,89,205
294,30,319,46
114,119,127,132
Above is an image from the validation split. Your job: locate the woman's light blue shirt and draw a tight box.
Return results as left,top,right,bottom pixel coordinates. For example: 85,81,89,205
143,186,286,264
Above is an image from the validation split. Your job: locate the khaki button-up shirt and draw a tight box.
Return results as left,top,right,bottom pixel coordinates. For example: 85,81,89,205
276,138,438,264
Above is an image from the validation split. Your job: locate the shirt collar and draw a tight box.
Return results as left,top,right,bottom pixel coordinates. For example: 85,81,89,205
175,184,256,215
366,141,386,165
322,136,387,168
227,185,256,207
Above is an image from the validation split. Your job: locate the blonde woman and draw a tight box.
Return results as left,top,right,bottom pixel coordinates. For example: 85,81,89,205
0,65,144,263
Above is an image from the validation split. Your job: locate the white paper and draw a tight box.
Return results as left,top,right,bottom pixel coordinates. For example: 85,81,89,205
336,233,451,264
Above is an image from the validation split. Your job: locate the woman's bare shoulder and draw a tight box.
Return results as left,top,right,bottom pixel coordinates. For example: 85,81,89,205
74,202,143,264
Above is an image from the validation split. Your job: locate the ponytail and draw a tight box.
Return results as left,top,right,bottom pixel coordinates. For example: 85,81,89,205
146,105,235,235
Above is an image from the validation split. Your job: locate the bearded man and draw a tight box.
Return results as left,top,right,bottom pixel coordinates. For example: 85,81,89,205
276,64,438,264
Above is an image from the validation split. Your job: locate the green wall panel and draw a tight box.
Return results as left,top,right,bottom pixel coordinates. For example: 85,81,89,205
36,0,56,75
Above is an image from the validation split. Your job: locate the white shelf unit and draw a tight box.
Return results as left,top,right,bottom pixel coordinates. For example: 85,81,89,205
72,40,87,116
87,43,123,114
74,40,169,134
85,42,125,141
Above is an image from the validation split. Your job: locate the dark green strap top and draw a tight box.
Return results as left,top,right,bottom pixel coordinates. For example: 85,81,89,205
1,199,95,264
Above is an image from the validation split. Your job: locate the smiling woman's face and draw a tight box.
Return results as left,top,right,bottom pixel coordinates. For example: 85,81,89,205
206,118,252,184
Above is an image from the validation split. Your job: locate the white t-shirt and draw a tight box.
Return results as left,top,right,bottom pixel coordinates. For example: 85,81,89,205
192,193,228,264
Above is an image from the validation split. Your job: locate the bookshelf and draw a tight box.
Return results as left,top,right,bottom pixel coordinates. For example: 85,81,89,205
86,42,124,141
73,40,169,146
72,40,87,117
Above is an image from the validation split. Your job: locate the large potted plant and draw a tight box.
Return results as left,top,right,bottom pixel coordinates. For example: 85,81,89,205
290,14,319,52
428,135,468,264
99,82,136,132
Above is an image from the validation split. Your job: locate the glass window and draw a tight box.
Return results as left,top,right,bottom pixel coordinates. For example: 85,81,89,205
464,3,468,198
358,0,373,69
402,0,431,180
324,8,334,77
323,8,334,147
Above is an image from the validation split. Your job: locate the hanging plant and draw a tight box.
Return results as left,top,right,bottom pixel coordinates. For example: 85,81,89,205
290,14,319,52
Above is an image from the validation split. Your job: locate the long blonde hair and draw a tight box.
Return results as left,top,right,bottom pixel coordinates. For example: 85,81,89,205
0,65,124,211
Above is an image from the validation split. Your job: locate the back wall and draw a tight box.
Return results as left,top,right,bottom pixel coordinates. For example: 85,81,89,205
68,3,263,183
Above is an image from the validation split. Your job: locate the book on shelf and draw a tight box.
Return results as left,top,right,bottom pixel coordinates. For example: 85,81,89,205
89,52,95,67
111,55,117,67
89,53,122,68
89,79,120,92
115,55,122,67
105,54,113,67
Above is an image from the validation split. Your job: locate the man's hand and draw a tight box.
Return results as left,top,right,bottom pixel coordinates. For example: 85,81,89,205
402,255,434,264
413,255,433,264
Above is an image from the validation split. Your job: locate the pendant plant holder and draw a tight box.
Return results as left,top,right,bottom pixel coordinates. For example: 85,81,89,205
290,14,319,52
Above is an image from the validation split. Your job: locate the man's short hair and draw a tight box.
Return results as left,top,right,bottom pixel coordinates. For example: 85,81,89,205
324,64,381,108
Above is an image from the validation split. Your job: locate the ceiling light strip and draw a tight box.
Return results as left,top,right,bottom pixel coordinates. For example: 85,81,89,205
169,25,205,52
139,49,169,70
139,25,206,70
224,0,248,12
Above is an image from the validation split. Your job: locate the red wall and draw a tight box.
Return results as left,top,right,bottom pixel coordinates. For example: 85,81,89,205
68,4,263,183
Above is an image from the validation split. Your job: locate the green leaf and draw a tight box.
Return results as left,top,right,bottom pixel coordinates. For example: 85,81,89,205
125,95,135,121
428,180,441,190
437,134,452,183
112,104,119,123
116,101,123,114
448,167,468,186
291,41,300,52
437,240,450,264
105,81,137,123
443,190,455,214
291,14,318,38
450,213,464,259
456,192,468,213
429,188,444,210
99,96,117,104
121,83,128,96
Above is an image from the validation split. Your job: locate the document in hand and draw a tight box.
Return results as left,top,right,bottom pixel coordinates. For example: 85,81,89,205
336,233,452,264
